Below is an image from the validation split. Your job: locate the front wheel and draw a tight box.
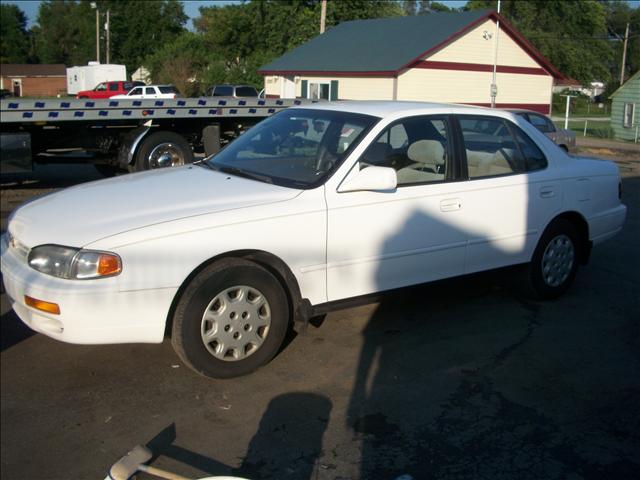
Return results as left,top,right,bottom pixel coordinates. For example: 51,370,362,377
520,219,580,300
171,259,290,378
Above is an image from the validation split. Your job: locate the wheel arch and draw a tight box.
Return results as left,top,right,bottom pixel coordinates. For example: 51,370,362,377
164,250,305,337
543,211,591,265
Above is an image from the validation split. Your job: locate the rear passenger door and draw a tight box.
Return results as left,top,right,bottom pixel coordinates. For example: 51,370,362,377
454,115,560,273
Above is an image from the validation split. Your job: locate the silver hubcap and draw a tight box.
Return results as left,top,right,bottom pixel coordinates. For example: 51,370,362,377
148,142,184,168
200,285,271,362
541,234,575,287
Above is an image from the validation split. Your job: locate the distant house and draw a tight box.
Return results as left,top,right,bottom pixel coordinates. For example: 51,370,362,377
132,66,151,84
0,64,67,97
609,71,639,142
259,9,567,114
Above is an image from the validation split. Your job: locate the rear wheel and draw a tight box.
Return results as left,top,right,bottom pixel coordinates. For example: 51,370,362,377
171,259,290,378
520,219,580,299
134,131,193,171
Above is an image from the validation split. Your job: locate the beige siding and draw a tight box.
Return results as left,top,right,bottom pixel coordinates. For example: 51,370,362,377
397,68,552,104
428,19,540,68
264,75,282,97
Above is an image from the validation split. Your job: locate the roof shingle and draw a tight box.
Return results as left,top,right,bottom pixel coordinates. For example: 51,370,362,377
260,10,491,74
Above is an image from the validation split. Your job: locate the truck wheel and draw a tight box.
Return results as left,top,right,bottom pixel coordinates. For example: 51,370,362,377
135,131,193,171
171,259,290,379
519,219,580,300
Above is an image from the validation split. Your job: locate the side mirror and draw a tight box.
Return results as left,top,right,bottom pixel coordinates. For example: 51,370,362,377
338,166,397,193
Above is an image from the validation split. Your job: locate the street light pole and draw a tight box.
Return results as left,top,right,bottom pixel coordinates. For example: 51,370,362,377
105,10,110,64
91,2,100,63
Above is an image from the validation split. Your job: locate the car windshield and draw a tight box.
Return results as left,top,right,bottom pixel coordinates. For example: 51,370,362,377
206,109,378,189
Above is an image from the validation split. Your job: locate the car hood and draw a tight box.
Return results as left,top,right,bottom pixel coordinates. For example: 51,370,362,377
9,165,301,248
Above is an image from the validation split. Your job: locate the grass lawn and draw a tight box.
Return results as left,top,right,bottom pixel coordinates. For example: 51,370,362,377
554,119,614,139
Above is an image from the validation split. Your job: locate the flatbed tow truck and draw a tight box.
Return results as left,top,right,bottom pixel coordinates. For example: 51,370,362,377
0,96,314,175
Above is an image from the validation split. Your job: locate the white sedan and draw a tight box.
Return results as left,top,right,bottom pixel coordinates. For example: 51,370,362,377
111,84,178,99
0,102,626,378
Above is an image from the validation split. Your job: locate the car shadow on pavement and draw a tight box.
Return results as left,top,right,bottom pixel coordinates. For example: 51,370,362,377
0,307,34,352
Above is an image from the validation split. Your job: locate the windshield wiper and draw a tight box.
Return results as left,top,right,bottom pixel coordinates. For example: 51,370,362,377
214,165,273,184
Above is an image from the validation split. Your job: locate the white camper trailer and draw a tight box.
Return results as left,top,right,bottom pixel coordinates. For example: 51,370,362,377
66,62,127,95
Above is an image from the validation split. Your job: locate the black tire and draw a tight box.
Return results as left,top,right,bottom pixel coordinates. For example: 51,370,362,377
171,258,290,379
520,219,580,300
134,131,193,171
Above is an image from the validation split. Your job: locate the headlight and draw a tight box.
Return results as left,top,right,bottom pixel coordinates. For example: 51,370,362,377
28,245,122,280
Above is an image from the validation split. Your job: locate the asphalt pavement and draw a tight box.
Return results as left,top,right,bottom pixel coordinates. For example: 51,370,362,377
1,155,639,480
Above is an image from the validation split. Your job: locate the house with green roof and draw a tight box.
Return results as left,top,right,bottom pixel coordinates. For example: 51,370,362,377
259,10,567,114
609,71,639,142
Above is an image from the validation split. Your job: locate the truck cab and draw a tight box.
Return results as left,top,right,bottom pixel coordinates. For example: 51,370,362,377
76,81,144,99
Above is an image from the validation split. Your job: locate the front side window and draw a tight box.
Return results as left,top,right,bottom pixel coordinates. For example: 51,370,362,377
460,116,546,179
360,116,451,186
95,83,106,91
207,109,376,189
128,87,143,96
623,103,635,128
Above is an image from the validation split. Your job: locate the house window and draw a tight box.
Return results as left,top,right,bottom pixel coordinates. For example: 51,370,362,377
309,82,330,100
623,103,635,128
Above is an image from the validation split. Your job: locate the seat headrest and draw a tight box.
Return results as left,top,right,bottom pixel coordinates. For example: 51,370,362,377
407,140,445,165
362,142,392,165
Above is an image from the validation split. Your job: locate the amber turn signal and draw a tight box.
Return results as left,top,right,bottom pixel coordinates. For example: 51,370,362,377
97,254,122,277
25,296,60,315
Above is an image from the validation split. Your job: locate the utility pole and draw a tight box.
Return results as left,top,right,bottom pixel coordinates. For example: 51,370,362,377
490,0,501,108
320,0,327,34
620,22,629,85
105,10,110,64
91,2,100,63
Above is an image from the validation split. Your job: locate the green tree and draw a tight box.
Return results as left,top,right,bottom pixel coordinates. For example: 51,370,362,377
145,31,207,95
601,0,640,86
31,0,187,75
105,0,187,75
194,0,404,87
0,4,30,63
466,0,613,85
31,0,94,65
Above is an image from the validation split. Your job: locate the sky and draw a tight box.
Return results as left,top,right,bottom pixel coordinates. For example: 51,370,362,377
2,0,471,30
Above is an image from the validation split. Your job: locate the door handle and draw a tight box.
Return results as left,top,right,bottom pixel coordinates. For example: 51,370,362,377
440,198,462,212
539,187,555,198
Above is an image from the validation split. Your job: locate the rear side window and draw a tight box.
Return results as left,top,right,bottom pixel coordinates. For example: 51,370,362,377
213,86,233,96
159,86,177,94
460,116,546,179
528,113,555,133
511,127,548,172
109,83,119,91
145,87,156,95
235,86,258,97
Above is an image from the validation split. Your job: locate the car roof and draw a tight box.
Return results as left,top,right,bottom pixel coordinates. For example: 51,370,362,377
295,100,518,120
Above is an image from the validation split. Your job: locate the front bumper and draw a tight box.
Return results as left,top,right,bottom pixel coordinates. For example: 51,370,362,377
1,235,177,344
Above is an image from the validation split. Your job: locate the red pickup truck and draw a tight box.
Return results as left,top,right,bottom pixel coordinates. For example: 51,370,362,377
76,80,145,99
